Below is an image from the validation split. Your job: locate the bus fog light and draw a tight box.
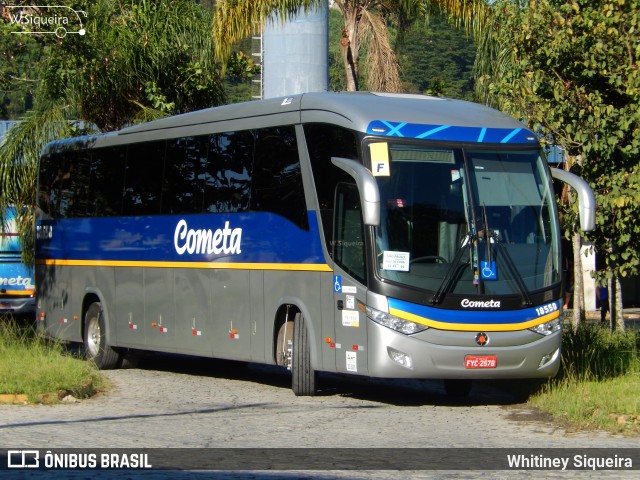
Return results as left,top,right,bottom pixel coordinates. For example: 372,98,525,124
388,347,413,369
529,317,562,336
539,348,560,368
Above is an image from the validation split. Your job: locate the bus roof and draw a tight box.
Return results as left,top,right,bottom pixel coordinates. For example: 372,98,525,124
41,92,536,154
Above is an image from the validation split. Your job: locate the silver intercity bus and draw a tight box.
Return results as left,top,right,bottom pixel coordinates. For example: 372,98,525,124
35,92,595,396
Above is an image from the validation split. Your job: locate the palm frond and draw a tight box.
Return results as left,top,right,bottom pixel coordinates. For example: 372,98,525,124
362,10,403,92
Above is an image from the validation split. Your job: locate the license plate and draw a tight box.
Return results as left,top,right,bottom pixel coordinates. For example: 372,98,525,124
464,355,497,369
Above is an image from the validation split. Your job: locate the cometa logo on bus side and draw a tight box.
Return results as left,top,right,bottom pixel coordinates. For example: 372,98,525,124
173,219,242,256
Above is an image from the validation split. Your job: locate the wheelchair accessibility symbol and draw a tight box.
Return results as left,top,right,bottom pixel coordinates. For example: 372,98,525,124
334,275,342,293
480,261,497,280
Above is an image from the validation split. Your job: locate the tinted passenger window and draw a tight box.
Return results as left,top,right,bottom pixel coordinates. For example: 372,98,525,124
62,150,92,218
38,150,92,219
205,131,254,213
38,153,63,218
163,136,207,215
251,126,308,230
91,147,126,217
123,141,165,216
38,125,310,224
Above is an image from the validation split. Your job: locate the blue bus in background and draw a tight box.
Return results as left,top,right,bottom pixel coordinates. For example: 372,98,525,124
0,206,35,318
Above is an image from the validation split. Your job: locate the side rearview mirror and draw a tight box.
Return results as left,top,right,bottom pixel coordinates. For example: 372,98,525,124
550,167,596,232
331,157,380,226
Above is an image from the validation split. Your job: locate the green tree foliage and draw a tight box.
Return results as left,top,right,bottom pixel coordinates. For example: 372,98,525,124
478,0,640,326
0,0,225,260
396,14,476,99
0,7,41,118
38,0,224,131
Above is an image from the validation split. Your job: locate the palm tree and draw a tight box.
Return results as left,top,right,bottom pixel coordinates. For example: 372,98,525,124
213,0,491,92
0,0,225,260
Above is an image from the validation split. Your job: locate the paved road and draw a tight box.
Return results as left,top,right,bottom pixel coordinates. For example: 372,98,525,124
0,354,637,479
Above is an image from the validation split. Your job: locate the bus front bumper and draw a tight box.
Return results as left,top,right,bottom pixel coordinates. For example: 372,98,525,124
0,296,36,317
366,319,561,379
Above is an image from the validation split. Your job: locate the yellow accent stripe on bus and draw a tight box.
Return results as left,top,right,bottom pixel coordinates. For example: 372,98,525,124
389,307,561,332
36,258,333,272
0,289,35,296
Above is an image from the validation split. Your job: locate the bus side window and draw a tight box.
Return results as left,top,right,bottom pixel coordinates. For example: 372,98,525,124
251,126,308,230
163,136,207,215
205,130,254,214
90,147,126,217
63,151,92,218
333,183,366,284
123,141,166,216
38,153,62,218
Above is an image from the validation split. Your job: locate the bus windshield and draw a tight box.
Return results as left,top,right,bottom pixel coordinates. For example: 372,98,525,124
372,142,560,299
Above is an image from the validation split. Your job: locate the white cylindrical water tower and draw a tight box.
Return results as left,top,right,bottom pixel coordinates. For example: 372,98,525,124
262,2,329,99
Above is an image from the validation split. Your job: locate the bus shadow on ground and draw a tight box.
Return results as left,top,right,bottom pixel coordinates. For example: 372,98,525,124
123,351,542,408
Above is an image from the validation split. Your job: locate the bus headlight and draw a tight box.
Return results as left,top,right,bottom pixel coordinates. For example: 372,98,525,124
529,317,562,336
366,306,428,335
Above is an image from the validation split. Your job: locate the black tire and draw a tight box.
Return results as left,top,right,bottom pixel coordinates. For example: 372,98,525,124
443,379,472,398
84,302,121,369
292,312,318,396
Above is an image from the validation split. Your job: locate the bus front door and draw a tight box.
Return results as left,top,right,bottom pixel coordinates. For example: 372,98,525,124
332,184,369,376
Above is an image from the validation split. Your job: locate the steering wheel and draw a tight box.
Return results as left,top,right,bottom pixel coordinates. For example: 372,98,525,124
410,256,448,264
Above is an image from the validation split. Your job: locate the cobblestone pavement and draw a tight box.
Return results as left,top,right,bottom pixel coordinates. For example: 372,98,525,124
0,355,637,479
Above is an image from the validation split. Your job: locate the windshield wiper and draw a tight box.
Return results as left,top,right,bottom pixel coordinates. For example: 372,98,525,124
493,237,533,307
481,204,492,266
430,233,472,305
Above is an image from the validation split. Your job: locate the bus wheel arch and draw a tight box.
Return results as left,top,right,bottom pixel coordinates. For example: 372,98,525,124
274,305,296,368
82,297,121,369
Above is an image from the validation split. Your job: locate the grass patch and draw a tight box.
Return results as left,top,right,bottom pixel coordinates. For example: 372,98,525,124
528,372,640,434
559,322,638,380
0,316,108,404
528,323,640,435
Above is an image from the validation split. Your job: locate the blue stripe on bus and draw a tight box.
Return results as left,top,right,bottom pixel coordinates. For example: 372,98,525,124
366,121,538,144
35,211,328,265
388,297,561,327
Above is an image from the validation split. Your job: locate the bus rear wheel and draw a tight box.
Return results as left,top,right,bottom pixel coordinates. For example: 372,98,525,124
292,312,318,396
84,302,121,369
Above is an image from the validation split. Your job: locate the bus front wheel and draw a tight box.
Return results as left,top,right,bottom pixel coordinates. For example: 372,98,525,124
292,312,318,396
84,302,121,369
